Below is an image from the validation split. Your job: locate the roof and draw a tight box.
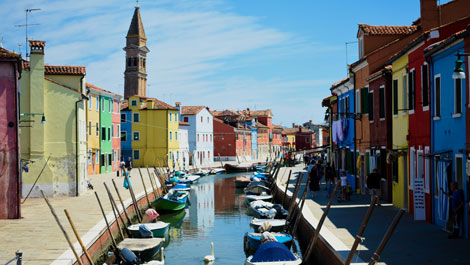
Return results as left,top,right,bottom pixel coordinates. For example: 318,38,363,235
120,100,129,110
358,24,417,36
0,47,20,59
255,122,268,128
86,83,122,98
127,6,146,40
178,121,189,126
282,128,298,135
45,77,87,97
29,40,45,48
273,124,283,131
366,65,392,82
181,106,206,115
139,97,177,110
424,28,469,57
330,77,350,91
22,61,86,75
249,109,273,117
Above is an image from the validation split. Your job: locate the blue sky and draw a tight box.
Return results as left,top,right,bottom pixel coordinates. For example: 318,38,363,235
1,0,427,126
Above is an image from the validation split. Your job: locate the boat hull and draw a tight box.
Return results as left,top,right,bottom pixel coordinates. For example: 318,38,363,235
127,222,170,238
246,195,273,204
250,219,287,232
224,164,253,173
152,192,188,212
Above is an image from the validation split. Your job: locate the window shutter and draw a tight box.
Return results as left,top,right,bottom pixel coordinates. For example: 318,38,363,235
393,80,398,115
361,87,368,114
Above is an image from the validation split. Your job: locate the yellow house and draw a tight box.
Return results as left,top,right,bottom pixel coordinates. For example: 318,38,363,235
282,128,297,151
20,40,88,197
124,95,179,168
391,54,409,209
86,86,100,175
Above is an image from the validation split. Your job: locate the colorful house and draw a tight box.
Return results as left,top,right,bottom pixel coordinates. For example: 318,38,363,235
427,30,468,238
20,41,88,197
0,47,21,218
121,95,179,168
282,128,296,152
178,121,190,170
86,83,121,175
179,105,214,166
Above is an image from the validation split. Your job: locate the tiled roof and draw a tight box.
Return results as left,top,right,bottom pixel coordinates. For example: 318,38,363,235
425,28,469,56
29,40,45,48
273,124,283,130
249,109,273,117
140,97,177,110
181,106,205,115
358,24,417,35
0,48,20,59
255,122,268,128
86,83,122,98
45,77,87,97
120,100,129,110
22,61,86,75
282,128,298,135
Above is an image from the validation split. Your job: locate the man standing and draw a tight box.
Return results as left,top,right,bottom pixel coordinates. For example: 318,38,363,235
441,182,465,239
367,168,382,206
126,157,133,173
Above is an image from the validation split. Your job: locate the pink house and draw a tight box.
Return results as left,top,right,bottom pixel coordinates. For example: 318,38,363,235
112,98,121,172
0,48,21,219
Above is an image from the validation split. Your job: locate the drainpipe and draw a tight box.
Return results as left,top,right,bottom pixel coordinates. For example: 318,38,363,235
15,58,22,218
351,71,358,192
75,76,85,196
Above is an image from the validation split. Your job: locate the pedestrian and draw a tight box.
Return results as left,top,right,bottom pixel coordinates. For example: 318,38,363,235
126,157,133,173
309,163,320,197
325,164,336,198
367,168,383,206
119,158,125,177
441,182,465,239
339,171,348,202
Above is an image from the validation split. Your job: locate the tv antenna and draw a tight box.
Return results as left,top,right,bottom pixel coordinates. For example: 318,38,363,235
15,8,41,57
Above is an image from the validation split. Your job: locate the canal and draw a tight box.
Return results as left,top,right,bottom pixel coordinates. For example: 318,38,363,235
158,172,254,264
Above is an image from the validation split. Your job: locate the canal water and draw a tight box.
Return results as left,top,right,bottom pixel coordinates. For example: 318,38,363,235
158,172,253,264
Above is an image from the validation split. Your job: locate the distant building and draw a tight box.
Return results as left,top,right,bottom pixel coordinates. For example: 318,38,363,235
178,121,190,170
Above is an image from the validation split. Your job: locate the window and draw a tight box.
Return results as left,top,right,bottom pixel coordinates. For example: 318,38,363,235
117,125,120,137
368,91,374,121
100,153,105,167
96,151,99,165
355,90,360,113
88,96,92,110
175,131,178,140
345,96,350,116
210,134,212,142
358,37,364,58
88,121,91,135
175,114,178,122
109,99,112,112
95,122,99,135
121,113,126,122
408,70,415,112
108,128,111,141
422,64,429,107
131,99,137,106
393,79,398,115
111,125,114,138
101,127,106,140
170,131,172,140
108,153,112,166
95,97,99,111
379,85,385,119
133,150,140,160
454,78,462,115
201,116,203,123
101,98,105,112
169,113,172,122
133,113,140,123
360,87,369,114
434,75,441,118
133,132,140,141
88,150,92,165
402,74,408,114
197,134,199,142
121,131,127,142
184,117,188,122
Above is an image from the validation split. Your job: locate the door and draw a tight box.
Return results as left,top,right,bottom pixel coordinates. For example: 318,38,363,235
403,155,408,210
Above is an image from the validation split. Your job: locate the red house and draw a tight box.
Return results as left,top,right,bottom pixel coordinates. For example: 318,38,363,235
213,118,251,161
0,48,21,219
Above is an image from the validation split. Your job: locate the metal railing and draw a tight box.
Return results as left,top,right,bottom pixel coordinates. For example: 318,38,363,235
4,250,22,265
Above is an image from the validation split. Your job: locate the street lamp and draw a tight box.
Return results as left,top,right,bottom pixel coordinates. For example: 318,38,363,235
20,112,46,124
453,51,469,79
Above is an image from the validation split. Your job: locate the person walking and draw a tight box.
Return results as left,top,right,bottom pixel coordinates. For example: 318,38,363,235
441,182,465,239
309,163,321,197
367,168,382,206
325,164,336,198
126,157,133,173
339,171,348,202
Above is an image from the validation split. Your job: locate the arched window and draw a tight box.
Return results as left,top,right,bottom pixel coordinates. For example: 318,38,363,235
170,131,172,140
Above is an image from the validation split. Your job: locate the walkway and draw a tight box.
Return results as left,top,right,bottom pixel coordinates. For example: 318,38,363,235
278,165,470,265
0,168,159,265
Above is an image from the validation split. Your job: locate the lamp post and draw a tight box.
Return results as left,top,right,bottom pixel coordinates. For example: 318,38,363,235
453,51,469,80
20,112,46,124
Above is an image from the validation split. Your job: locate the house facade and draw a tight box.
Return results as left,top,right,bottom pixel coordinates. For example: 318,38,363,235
0,47,21,218
178,121,190,170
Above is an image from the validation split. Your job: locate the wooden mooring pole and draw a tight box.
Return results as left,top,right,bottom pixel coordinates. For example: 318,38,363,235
94,192,118,250
281,170,292,207
104,183,126,239
138,167,151,208
64,209,95,265
111,179,132,226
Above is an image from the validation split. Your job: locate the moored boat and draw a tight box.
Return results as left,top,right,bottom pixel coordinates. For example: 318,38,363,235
170,184,191,191
243,232,293,256
250,219,287,233
127,222,170,238
210,167,225,174
244,182,270,195
246,194,273,204
245,241,301,265
235,176,252,188
117,238,165,262
224,163,253,173
152,190,189,211
248,201,288,219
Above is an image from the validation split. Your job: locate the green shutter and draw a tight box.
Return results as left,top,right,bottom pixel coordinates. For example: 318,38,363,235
393,79,398,115
366,152,370,175
361,87,368,114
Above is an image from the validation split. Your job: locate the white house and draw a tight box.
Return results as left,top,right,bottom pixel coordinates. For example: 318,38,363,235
177,103,214,167
178,121,190,170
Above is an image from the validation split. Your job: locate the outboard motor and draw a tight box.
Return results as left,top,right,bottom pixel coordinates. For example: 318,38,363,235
138,224,153,238
120,248,140,265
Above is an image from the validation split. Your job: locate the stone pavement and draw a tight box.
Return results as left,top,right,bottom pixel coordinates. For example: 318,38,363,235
0,168,160,265
277,165,470,265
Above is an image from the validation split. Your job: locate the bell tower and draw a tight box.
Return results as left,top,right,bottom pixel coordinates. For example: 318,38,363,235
123,6,150,99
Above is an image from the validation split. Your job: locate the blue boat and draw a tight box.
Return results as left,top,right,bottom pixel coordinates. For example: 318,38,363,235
243,232,293,256
245,241,301,265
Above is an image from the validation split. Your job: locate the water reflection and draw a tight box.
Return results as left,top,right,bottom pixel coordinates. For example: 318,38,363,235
160,173,253,265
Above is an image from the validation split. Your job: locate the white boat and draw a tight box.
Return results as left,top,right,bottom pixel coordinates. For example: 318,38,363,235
250,219,287,232
246,194,273,204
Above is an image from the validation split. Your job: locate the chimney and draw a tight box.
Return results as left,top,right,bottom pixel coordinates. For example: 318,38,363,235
420,0,439,31
292,123,295,128
175,102,181,107
28,40,46,156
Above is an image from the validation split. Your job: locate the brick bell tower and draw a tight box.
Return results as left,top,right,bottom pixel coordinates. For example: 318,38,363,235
123,6,149,99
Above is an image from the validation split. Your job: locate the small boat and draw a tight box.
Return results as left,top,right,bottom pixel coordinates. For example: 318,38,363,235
245,241,301,265
250,219,287,233
193,169,210,176
235,176,252,188
253,165,268,172
210,167,225,174
224,163,253,173
127,222,170,238
244,182,270,195
152,190,189,211
170,184,191,191
243,232,293,256
246,194,273,204
165,174,200,185
117,238,165,262
249,201,288,219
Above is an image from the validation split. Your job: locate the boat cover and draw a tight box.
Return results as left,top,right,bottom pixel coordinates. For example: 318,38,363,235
139,224,153,238
251,242,296,262
121,248,140,264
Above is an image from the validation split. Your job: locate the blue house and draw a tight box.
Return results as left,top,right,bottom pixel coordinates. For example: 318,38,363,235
331,77,356,190
120,108,133,163
427,32,467,238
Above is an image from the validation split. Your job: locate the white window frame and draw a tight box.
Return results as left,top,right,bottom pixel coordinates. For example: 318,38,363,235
88,96,92,110
424,146,430,193
170,131,172,141
355,89,360,114
133,112,140,123
434,74,441,120
101,98,105,112
402,73,408,115
379,85,386,121
409,69,415,115
96,151,100,165
453,78,463,117
133,131,140,141
96,96,99,111
410,147,415,190
422,62,430,111
133,149,140,160
169,113,172,122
